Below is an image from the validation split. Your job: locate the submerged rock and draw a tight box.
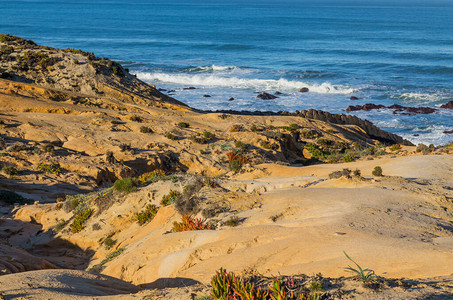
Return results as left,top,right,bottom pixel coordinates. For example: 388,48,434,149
257,92,278,100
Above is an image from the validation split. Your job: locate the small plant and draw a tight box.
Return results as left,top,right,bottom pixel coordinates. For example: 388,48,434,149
90,248,125,273
344,251,375,282
136,204,159,225
203,131,216,140
119,143,131,152
70,208,93,233
140,126,153,133
328,169,351,179
353,168,361,177
260,141,274,150
389,144,401,151
211,268,268,300
52,219,67,233
226,150,249,173
250,124,258,132
372,166,383,177
223,216,240,227
309,281,323,292
177,122,190,128
37,163,61,175
73,59,79,64
234,140,247,152
229,124,242,132
104,237,116,250
138,169,166,183
165,132,177,140
129,115,142,122
113,177,139,193
2,165,18,176
172,215,212,232
160,190,181,206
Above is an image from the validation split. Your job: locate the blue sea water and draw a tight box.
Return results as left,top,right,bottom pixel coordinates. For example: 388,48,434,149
1,0,453,145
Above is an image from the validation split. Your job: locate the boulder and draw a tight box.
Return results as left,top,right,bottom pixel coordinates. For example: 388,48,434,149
299,87,309,93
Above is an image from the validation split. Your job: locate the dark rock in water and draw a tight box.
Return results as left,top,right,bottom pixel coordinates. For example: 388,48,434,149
440,101,453,109
444,130,453,134
168,90,175,93
228,97,234,101
203,94,211,97
347,103,436,114
413,134,419,136
257,92,278,100
405,106,436,114
275,91,282,95
346,104,385,112
158,88,167,92
300,87,309,93
183,87,196,90
350,96,359,100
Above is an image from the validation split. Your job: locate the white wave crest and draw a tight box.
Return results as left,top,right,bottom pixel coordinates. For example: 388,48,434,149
397,92,451,103
135,71,355,94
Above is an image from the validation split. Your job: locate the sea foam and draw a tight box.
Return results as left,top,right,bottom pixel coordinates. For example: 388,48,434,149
134,71,355,94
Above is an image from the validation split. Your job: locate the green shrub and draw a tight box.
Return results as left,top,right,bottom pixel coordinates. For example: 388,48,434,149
203,131,216,140
119,143,131,152
104,237,116,250
164,132,177,140
113,177,139,193
140,126,152,133
70,208,93,233
250,125,258,132
37,163,61,175
372,166,383,177
138,169,166,183
136,204,159,225
161,190,181,206
177,122,190,128
129,115,142,122
389,144,401,151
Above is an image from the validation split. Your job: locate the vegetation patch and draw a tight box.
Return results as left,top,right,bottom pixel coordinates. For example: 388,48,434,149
226,150,249,172
70,208,93,233
172,214,212,232
139,169,166,183
160,190,181,206
177,122,190,128
136,204,159,225
113,177,139,193
37,163,61,175
372,166,383,177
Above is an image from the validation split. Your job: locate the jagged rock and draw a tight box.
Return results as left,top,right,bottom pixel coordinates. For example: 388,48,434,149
347,103,437,114
297,109,412,146
440,101,453,109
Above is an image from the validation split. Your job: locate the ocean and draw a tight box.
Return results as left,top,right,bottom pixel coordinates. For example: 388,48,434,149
2,0,452,145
